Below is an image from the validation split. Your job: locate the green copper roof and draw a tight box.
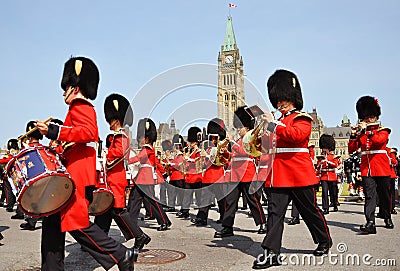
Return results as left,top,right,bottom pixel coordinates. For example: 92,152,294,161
223,16,236,52
343,114,349,123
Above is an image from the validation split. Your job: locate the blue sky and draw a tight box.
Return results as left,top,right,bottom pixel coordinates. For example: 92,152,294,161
1,1,399,148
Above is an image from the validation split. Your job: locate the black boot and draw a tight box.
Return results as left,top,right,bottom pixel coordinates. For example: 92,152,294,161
214,227,234,238
117,248,138,271
384,218,394,229
313,239,333,256
360,221,376,234
288,217,300,225
134,233,151,251
257,223,267,234
252,249,281,269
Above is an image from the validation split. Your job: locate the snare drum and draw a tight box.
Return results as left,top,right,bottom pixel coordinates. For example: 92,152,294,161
88,169,114,216
6,146,74,218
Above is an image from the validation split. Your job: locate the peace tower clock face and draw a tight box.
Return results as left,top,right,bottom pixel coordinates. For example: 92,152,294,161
225,55,233,64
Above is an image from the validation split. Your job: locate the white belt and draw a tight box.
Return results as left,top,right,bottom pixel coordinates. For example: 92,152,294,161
187,158,197,162
232,157,253,162
86,142,96,148
275,148,309,153
259,165,269,169
139,164,153,168
321,169,336,172
360,150,387,156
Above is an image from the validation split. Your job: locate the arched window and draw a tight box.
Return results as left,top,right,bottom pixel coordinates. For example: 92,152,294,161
224,75,226,85
225,93,229,100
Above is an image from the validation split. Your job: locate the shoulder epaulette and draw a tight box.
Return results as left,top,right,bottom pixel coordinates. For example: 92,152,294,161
293,111,313,121
378,126,391,134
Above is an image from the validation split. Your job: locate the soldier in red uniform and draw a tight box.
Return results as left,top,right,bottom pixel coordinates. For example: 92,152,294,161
388,148,398,214
127,118,171,231
191,118,230,226
317,134,339,214
348,95,393,233
253,70,331,269
166,134,186,212
93,93,150,251
160,140,173,208
36,57,136,271
0,139,20,212
215,106,267,238
177,127,203,219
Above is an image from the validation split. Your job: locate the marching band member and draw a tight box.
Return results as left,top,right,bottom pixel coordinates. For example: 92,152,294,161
214,106,267,238
191,118,230,226
0,139,20,213
348,95,393,234
160,140,173,207
177,127,203,219
253,70,331,269
94,93,150,252
166,134,186,212
36,57,136,271
127,118,171,231
317,134,339,214
388,147,398,214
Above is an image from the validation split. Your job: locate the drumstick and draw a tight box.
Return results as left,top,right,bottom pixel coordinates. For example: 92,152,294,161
18,116,53,140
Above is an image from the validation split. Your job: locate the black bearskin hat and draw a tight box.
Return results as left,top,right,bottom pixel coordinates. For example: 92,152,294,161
207,118,226,140
104,93,133,126
26,120,43,140
61,56,99,100
233,106,254,129
162,140,173,151
187,127,202,142
105,134,114,148
319,134,335,151
356,95,381,120
7,139,19,151
172,134,185,149
267,69,303,110
137,118,157,144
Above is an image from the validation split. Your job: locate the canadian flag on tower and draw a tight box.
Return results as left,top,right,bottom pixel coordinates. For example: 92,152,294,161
228,3,238,8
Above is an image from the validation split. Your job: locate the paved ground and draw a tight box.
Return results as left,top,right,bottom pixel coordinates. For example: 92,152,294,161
0,198,399,271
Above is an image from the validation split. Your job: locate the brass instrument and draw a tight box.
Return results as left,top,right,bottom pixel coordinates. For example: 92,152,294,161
242,118,269,157
208,138,231,166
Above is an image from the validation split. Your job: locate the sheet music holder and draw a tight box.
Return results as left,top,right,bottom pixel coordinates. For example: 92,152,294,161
245,105,265,118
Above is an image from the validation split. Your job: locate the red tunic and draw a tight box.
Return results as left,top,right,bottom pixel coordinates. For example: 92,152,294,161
106,130,130,208
202,146,226,184
387,148,398,179
128,144,165,185
348,127,391,177
318,153,339,182
265,112,318,187
230,138,256,183
56,98,99,232
169,152,184,181
184,148,202,184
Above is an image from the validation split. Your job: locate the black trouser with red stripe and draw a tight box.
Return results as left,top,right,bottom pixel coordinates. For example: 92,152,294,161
363,176,391,222
321,180,338,210
128,185,170,226
261,186,331,254
222,182,266,229
94,207,144,240
196,183,226,221
41,213,127,271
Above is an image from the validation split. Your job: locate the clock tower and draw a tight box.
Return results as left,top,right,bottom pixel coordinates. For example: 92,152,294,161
218,16,245,131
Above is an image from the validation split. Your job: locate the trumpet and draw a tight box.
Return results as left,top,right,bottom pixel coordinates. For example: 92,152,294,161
351,122,367,136
242,116,271,157
208,137,231,166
